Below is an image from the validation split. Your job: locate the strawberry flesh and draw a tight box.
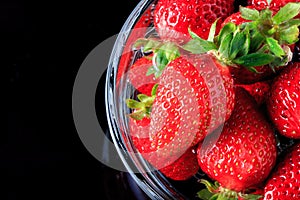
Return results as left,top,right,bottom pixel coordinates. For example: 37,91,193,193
267,62,300,139
263,142,300,199
154,0,234,43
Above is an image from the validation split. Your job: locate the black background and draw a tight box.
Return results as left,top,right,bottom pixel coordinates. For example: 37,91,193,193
5,0,150,199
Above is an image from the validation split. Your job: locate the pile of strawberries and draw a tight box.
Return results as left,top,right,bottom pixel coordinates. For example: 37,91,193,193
119,0,300,199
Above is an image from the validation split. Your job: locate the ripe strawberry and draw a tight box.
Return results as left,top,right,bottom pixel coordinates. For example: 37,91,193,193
128,93,199,180
127,53,235,170
248,0,300,15
267,62,300,139
218,4,298,84
237,80,272,105
128,55,158,96
197,88,277,199
263,142,300,200
154,0,235,43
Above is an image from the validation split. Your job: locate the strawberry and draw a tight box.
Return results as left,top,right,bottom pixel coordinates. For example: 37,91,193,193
267,62,300,139
196,88,277,199
237,80,272,105
128,88,199,180
263,142,300,200
126,53,235,170
153,0,235,43
217,3,300,84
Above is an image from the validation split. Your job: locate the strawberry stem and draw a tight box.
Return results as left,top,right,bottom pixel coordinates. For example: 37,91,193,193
126,84,158,120
197,179,263,200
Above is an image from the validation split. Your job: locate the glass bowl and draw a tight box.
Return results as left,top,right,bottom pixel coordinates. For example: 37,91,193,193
104,0,248,199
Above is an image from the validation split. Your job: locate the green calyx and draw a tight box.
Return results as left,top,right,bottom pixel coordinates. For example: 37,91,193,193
126,84,158,120
197,179,263,200
133,38,180,78
242,3,300,44
183,3,300,72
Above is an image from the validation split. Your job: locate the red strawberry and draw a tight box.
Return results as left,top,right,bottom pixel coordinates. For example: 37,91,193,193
213,3,299,84
197,88,277,199
263,142,300,200
128,55,158,96
237,80,272,105
248,0,300,15
126,53,235,170
267,62,300,139
128,94,199,180
219,5,296,84
154,0,235,43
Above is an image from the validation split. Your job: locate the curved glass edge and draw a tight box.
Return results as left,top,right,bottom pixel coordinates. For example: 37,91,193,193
104,0,187,199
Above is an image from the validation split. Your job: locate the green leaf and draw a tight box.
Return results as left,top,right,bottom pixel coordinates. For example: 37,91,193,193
182,39,208,54
249,31,265,52
126,99,144,109
239,193,263,200
240,6,259,21
133,38,149,49
197,189,213,200
260,9,273,22
280,25,300,44
146,49,170,78
137,94,155,107
133,38,161,52
208,19,219,42
238,30,250,57
233,53,275,67
128,109,147,120
185,28,217,53
273,2,300,24
160,42,180,62
182,39,217,53
280,19,300,29
217,22,236,46
229,31,247,59
270,54,290,68
151,84,158,96
266,37,285,57
143,39,161,52
219,32,233,58
256,44,269,53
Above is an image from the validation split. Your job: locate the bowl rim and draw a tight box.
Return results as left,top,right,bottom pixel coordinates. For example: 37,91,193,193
104,0,187,199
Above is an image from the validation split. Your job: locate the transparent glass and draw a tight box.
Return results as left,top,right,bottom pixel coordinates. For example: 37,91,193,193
105,0,205,199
